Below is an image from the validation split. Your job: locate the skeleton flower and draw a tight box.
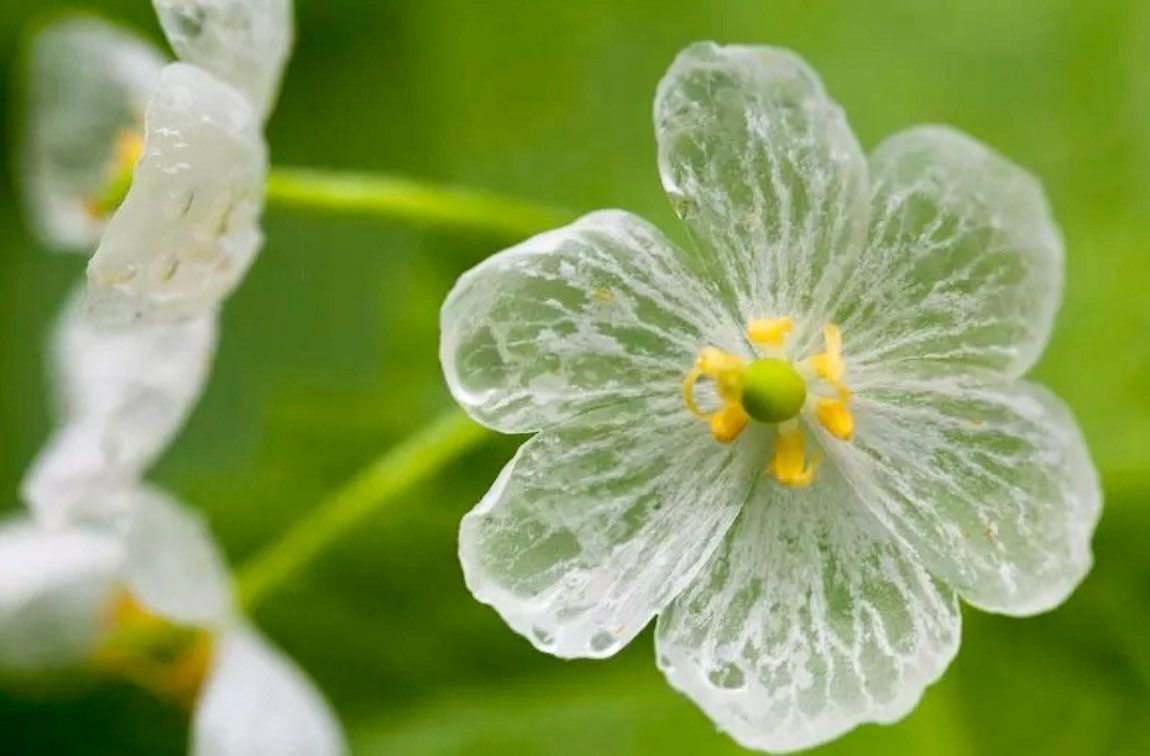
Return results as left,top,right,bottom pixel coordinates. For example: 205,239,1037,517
441,43,1101,752
0,487,346,755
22,1,293,325
22,290,217,529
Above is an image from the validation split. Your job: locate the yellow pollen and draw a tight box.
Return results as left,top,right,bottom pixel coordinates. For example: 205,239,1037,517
809,324,845,386
816,396,854,441
747,316,794,349
710,403,749,443
769,424,819,487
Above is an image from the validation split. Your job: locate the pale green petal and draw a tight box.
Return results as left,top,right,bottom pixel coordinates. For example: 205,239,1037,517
655,42,869,336
460,401,765,659
153,0,294,119
21,16,165,251
838,126,1063,380
829,379,1100,615
86,63,268,326
122,488,233,627
22,292,217,528
441,210,741,434
0,518,121,673
656,465,960,753
193,627,346,756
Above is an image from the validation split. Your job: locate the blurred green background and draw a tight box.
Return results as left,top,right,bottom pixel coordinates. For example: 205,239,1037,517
1,0,1149,754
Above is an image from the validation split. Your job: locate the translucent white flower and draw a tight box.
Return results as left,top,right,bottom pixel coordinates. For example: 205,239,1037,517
152,0,294,120
441,43,1101,752
0,488,346,756
22,2,293,325
85,61,269,325
21,16,165,250
22,289,217,529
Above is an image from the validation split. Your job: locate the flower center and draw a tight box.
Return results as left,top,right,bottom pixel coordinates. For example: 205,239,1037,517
84,129,144,221
93,590,215,708
682,316,854,488
741,358,807,423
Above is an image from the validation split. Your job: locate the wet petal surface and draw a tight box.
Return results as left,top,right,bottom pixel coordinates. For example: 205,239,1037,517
657,465,960,753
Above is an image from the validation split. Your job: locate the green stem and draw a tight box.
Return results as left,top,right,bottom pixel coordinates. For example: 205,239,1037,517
236,409,490,612
265,167,574,238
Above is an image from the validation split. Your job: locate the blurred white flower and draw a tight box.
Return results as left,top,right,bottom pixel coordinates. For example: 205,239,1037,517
21,16,165,250
0,488,346,756
440,42,1102,752
22,289,217,529
22,1,294,325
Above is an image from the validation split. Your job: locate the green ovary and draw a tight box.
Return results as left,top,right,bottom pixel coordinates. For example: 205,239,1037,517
740,358,807,424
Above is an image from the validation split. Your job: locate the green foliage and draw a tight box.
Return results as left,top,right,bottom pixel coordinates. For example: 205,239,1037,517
1,0,1147,753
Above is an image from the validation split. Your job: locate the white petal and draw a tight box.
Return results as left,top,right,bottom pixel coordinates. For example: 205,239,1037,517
21,15,165,250
460,400,764,659
193,627,346,756
441,210,739,434
122,487,233,627
152,0,294,119
21,291,217,528
838,126,1063,380
655,42,870,337
656,466,961,753
85,62,268,326
830,379,1101,615
0,518,122,672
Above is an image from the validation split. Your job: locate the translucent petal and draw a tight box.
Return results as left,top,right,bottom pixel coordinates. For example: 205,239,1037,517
153,0,294,119
837,126,1064,380
441,210,741,434
21,16,165,250
0,518,122,672
829,379,1101,615
85,62,268,326
656,465,961,753
123,487,232,627
193,627,346,756
22,292,217,528
655,42,869,338
460,400,765,659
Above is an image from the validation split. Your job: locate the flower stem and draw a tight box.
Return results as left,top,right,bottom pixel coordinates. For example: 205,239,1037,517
236,409,490,612
265,167,574,238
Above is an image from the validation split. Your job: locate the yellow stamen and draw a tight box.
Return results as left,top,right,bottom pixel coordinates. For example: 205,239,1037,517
810,324,845,385
682,365,708,420
682,347,750,442
769,424,819,487
710,403,749,443
84,130,145,220
747,317,794,349
816,396,854,441
94,591,214,708
683,320,855,472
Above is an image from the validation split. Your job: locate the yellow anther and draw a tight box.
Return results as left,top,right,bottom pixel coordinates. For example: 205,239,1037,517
697,347,746,377
684,320,854,460
810,324,845,385
114,129,145,164
85,129,146,220
710,404,749,444
747,317,794,349
816,396,854,441
769,424,819,487
94,590,214,708
683,347,751,442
